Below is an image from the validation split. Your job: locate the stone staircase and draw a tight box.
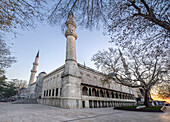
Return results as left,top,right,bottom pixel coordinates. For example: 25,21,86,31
11,98,38,104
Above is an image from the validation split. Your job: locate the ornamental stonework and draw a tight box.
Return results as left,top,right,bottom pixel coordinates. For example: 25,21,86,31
65,13,77,39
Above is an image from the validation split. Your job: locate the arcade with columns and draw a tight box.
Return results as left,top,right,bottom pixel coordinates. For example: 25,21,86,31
81,84,135,108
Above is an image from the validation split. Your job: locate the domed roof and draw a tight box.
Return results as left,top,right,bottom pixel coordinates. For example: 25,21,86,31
39,72,46,74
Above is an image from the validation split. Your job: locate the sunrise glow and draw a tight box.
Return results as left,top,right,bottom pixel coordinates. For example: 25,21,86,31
152,96,170,104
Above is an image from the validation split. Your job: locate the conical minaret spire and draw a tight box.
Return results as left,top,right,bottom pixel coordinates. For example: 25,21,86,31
36,50,39,58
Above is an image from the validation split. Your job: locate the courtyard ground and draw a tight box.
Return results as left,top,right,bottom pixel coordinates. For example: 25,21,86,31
0,103,169,122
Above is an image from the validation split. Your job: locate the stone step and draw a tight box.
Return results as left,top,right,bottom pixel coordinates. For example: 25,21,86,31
11,99,38,104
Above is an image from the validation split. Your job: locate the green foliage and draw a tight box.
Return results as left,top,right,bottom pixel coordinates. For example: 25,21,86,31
142,106,162,110
118,106,162,110
119,106,137,109
0,75,6,84
0,79,18,98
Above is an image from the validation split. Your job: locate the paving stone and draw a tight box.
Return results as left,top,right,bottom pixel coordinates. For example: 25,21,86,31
0,103,170,122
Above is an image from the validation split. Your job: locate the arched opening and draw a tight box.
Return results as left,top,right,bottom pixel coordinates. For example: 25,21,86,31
82,86,88,95
124,94,126,99
44,90,46,97
100,90,104,97
106,91,110,98
112,92,114,98
92,88,97,96
116,93,118,98
98,101,101,107
89,88,92,96
52,89,54,96
108,101,110,107
46,90,48,96
89,100,92,108
105,101,107,107
96,90,99,97
94,100,97,108
122,94,124,99
56,88,58,96
120,94,122,99
102,101,104,107
130,95,132,99
82,101,85,108
49,89,51,96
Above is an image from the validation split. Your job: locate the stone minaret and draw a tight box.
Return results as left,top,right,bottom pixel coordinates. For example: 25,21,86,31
28,50,39,85
62,11,81,108
26,50,39,98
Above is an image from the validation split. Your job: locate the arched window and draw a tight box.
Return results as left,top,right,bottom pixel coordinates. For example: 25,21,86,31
100,90,104,97
82,86,88,95
94,77,97,84
44,90,46,97
92,88,97,96
89,88,92,96
60,88,62,96
46,90,48,96
49,89,51,96
52,89,54,96
86,74,90,81
56,88,58,96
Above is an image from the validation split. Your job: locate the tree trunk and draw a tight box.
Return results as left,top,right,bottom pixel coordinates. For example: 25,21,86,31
144,90,151,107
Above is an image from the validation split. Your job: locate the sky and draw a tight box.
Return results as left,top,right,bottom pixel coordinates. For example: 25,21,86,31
5,22,114,81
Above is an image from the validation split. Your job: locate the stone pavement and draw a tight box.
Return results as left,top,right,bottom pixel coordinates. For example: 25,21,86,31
0,103,169,122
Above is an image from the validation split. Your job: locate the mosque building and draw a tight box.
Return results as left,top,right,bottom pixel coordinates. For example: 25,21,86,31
26,12,141,109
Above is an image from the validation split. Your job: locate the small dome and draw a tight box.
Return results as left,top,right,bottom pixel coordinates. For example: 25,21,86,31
39,72,46,75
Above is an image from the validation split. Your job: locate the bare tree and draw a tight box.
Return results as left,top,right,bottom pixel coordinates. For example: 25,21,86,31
49,1,169,54
92,46,169,107
12,79,27,89
0,38,16,76
151,81,170,99
0,0,47,76
0,0,46,33
50,1,169,107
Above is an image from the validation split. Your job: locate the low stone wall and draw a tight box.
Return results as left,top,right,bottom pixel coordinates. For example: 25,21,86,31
37,98,61,107
37,98,82,109
38,97,136,109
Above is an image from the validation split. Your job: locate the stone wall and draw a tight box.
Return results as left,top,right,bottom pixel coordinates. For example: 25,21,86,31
78,64,134,94
38,64,137,109
41,66,64,99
